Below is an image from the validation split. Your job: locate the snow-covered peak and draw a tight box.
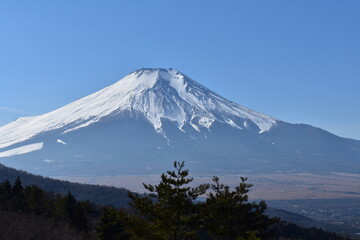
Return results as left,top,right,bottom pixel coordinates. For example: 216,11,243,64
0,68,277,149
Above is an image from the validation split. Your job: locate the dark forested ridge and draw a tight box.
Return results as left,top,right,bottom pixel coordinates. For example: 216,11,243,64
0,209,86,240
267,198,360,235
266,207,360,235
0,177,98,239
270,221,352,240
0,163,130,207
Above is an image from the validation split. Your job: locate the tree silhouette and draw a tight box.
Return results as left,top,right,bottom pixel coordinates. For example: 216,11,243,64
128,161,209,240
202,176,277,240
97,207,131,240
10,177,27,211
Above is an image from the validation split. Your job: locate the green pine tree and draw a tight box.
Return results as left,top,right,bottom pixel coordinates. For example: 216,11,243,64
96,207,131,240
128,161,209,240
10,176,27,211
62,191,77,222
0,180,12,208
24,184,47,215
202,176,277,240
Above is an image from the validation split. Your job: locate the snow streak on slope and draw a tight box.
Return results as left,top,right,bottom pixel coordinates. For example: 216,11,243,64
0,142,43,157
0,68,276,149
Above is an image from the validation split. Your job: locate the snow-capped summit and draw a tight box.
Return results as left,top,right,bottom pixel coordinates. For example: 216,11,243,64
0,68,276,149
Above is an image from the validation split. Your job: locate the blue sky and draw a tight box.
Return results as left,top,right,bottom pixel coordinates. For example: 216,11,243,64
1,1,359,139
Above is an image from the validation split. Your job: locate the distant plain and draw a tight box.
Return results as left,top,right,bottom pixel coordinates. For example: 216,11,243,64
55,172,360,200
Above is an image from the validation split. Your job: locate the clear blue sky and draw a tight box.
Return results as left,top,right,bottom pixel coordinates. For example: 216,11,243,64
1,1,359,139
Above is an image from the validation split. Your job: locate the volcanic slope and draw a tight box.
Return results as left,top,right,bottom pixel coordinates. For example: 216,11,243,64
0,68,359,176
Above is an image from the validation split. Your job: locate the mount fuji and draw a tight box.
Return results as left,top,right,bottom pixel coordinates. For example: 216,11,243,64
0,68,359,177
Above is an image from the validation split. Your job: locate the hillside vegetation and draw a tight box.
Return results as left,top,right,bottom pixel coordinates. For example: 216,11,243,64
0,162,352,240
0,163,130,207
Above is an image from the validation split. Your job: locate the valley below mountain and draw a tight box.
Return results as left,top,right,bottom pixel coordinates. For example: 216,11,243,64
55,171,360,200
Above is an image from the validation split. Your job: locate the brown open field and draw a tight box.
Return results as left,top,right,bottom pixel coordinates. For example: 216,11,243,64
54,172,360,200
